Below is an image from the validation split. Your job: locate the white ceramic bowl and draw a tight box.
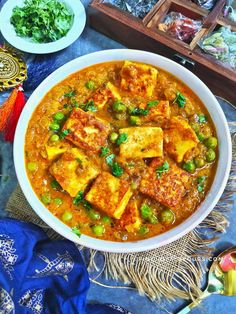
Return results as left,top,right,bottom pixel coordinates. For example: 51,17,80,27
14,49,232,253
0,0,86,54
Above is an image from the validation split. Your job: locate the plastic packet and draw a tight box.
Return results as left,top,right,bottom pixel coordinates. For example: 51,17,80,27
158,12,202,43
104,0,158,19
223,0,236,23
199,26,236,68
191,0,216,10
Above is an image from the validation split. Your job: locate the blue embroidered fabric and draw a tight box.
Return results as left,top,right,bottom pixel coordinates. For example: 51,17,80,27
0,218,131,314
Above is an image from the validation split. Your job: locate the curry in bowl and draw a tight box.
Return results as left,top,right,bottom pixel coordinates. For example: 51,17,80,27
25,61,218,242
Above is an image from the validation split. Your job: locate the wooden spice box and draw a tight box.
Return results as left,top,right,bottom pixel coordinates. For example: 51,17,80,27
89,0,236,104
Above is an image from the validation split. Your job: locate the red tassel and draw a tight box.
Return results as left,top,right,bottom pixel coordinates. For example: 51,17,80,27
4,85,26,142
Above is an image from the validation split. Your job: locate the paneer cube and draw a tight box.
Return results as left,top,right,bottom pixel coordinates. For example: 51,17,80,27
45,144,67,160
119,200,141,232
120,61,158,97
91,82,121,109
85,172,132,219
140,100,170,122
62,108,110,152
50,148,100,197
119,127,163,159
164,116,199,163
139,158,190,209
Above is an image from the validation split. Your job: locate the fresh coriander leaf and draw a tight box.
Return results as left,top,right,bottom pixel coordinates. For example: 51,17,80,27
76,158,82,164
72,226,81,237
116,133,128,145
81,100,97,112
111,162,124,177
60,129,71,139
173,92,186,108
147,100,159,108
129,107,149,116
156,161,170,179
82,200,92,211
64,91,76,97
100,146,110,157
105,154,115,166
197,133,205,142
198,114,207,124
11,0,74,43
50,180,61,190
73,191,84,205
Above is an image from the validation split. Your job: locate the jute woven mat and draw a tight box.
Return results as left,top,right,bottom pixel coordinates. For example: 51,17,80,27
6,122,236,302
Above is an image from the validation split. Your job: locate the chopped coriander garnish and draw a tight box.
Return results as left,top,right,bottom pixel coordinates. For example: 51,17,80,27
81,100,97,112
73,191,84,205
64,91,76,98
111,162,124,177
173,92,186,108
100,146,110,157
139,226,149,235
129,107,149,116
105,154,115,166
76,158,82,164
105,154,123,177
72,226,81,237
198,114,207,124
73,191,92,210
156,161,170,179
10,0,74,43
197,185,204,192
60,129,71,139
51,180,61,190
116,133,128,145
147,100,159,108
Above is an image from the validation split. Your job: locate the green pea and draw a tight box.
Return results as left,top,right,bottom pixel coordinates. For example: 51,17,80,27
194,157,205,168
27,162,38,172
130,116,141,126
102,216,111,224
206,149,216,162
204,136,218,149
41,193,51,205
160,208,175,224
109,132,119,143
88,210,101,220
54,198,63,205
182,161,196,173
62,211,73,222
50,134,60,142
197,133,205,142
139,226,149,235
112,100,126,113
49,122,60,131
92,225,104,236
85,80,95,90
190,122,200,133
53,112,65,121
140,204,153,219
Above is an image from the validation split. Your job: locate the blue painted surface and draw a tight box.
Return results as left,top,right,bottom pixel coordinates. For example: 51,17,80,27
0,0,236,313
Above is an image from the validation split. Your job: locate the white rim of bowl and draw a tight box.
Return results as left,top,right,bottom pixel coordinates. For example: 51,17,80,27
14,49,232,253
0,0,86,54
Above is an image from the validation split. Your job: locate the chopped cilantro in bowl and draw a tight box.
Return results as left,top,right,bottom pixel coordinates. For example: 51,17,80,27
10,0,74,43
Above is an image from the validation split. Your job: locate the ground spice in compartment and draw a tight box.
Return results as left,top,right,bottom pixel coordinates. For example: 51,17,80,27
104,0,158,18
199,26,236,68
158,12,202,43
